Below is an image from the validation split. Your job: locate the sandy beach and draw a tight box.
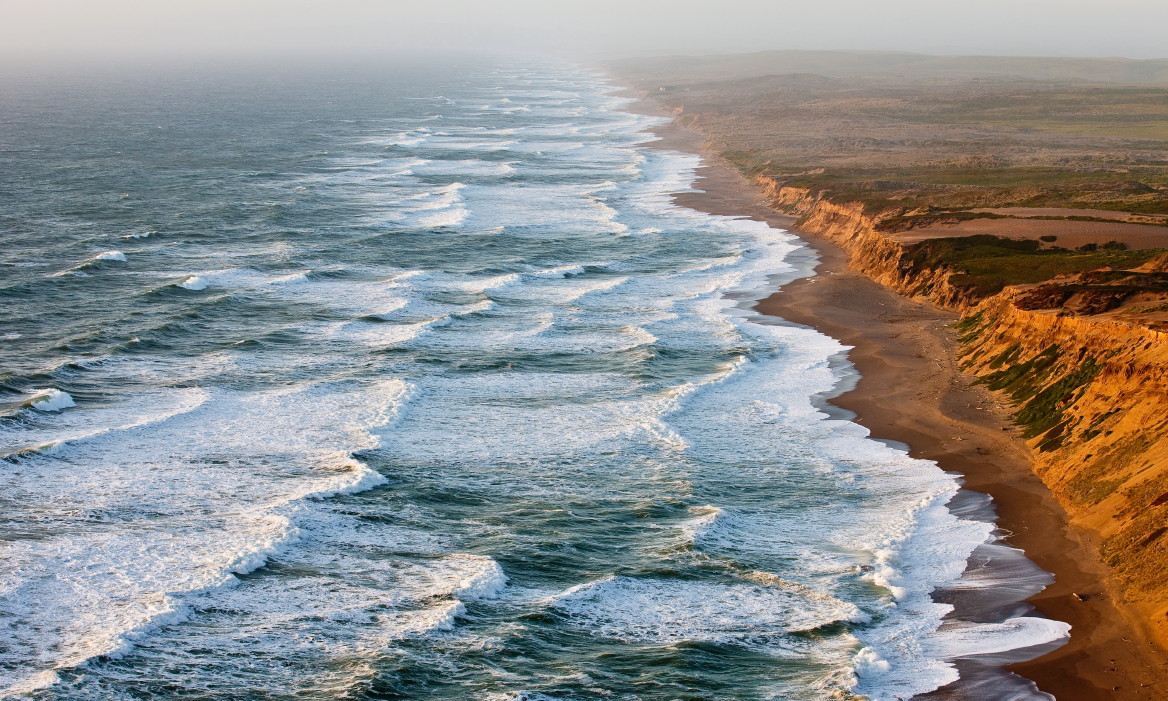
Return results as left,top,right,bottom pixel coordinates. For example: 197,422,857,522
640,115,1168,699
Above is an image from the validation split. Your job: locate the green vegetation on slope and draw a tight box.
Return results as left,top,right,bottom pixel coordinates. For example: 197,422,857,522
904,235,1164,298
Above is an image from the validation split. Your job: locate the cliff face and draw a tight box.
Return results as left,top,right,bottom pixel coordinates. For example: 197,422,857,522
762,177,1168,645
959,298,1168,642
792,196,978,309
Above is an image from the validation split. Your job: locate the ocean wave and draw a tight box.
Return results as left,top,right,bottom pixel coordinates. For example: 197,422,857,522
1,387,210,460
430,138,518,151
416,207,469,228
410,159,517,177
48,250,129,277
521,264,585,279
548,575,864,646
444,554,510,600
26,388,76,412
0,378,413,695
401,181,466,210
177,274,208,290
324,310,460,346
364,129,431,147
932,616,1069,659
171,267,313,292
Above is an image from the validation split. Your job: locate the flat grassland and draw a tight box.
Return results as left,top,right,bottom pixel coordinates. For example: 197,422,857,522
614,51,1168,222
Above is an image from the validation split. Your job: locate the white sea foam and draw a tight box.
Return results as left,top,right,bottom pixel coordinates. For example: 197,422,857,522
0,377,413,695
410,159,517,177
933,617,1070,659
269,271,309,285
402,181,466,210
549,576,864,646
27,388,75,412
366,130,431,147
679,504,724,544
49,250,130,277
417,207,469,228
523,264,586,279
266,269,418,321
431,138,518,151
384,371,678,464
326,313,448,346
700,316,1027,700
173,267,313,292
3,386,210,459
446,555,510,599
178,274,208,290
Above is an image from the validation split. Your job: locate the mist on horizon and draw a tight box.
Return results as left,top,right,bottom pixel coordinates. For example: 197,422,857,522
3,0,1168,70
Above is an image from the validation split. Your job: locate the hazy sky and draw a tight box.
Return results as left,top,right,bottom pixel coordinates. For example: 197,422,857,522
3,0,1167,64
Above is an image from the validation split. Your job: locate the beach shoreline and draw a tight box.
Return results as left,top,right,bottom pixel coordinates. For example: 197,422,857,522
633,109,1168,699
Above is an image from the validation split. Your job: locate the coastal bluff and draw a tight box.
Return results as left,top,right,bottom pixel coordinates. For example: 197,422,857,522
766,180,1168,648
611,47,1168,697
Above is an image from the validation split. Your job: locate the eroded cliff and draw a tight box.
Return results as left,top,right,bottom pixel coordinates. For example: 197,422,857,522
763,179,1168,646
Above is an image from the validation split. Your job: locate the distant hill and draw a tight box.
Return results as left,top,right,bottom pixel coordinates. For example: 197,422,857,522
609,50,1168,86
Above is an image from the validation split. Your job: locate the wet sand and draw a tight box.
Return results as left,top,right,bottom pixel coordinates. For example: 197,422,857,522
638,115,1168,699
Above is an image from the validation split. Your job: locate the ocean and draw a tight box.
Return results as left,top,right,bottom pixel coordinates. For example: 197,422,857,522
0,57,1067,700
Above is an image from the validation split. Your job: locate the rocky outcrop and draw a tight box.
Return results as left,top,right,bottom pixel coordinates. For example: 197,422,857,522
764,179,1168,647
